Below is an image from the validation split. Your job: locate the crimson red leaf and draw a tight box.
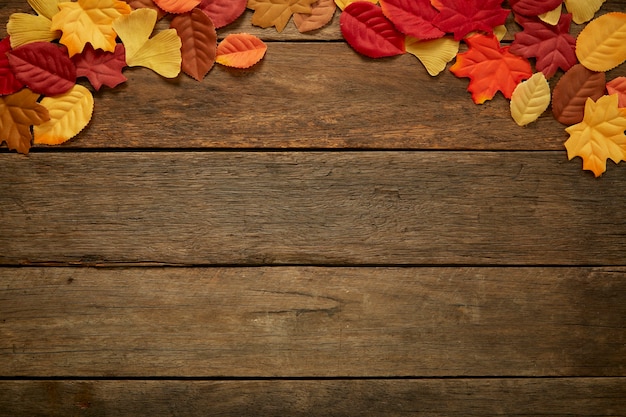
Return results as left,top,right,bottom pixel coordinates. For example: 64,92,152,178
431,0,510,41
7,42,76,96
509,0,563,17
71,43,127,90
551,63,606,125
0,37,24,96
379,0,445,40
509,14,577,79
171,9,217,81
340,1,405,58
197,0,247,28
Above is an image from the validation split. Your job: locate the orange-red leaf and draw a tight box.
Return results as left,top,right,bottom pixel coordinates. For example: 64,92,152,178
450,34,532,104
171,9,217,81
607,77,626,108
551,63,606,125
197,0,247,28
153,0,200,14
0,88,50,154
215,33,267,68
293,0,337,33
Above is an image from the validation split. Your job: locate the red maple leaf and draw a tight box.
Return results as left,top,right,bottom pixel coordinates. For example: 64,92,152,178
509,13,577,79
0,37,24,96
197,0,247,28
431,0,510,41
450,33,532,104
509,0,562,17
71,43,127,90
380,0,445,40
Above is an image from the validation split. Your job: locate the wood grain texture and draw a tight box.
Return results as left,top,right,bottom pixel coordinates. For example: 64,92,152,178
2,152,626,266
1,267,624,377
1,378,625,416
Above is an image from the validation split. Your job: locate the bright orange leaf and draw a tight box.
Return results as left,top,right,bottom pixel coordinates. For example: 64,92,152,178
565,94,626,177
0,88,50,154
607,77,626,108
247,0,318,32
450,34,532,104
153,0,201,14
216,33,267,68
293,0,337,33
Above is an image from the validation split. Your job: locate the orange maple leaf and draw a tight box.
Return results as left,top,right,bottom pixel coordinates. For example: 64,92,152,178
247,0,317,32
0,88,50,154
450,34,532,104
565,94,626,177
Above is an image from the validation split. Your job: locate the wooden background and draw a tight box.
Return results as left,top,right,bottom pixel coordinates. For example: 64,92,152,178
1,1,625,415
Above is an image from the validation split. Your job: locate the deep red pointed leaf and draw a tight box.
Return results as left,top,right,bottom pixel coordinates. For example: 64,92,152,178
431,0,510,41
379,0,445,40
509,14,577,78
509,0,562,17
7,42,76,96
0,37,24,96
340,1,405,58
71,43,127,90
197,0,247,28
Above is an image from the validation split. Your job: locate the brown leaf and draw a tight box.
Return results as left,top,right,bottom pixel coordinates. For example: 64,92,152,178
171,9,217,81
0,88,50,154
293,0,336,33
552,63,606,125
247,0,317,32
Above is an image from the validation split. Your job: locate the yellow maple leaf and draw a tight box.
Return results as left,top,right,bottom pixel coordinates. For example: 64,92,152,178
510,72,551,126
34,84,94,146
112,8,182,78
51,0,132,57
0,89,50,154
7,0,62,48
248,0,318,32
406,36,459,76
565,95,626,177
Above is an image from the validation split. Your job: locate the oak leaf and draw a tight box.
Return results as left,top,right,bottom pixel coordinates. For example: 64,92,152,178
247,0,317,32
563,0,606,24
51,0,132,57
0,37,25,96
576,12,626,72
71,43,127,90
7,41,76,96
508,0,562,17
431,0,510,41
450,34,532,104
340,1,405,58
564,94,626,177
293,0,337,33
112,8,182,78
551,63,606,125
0,88,50,154
170,9,217,81
197,0,247,28
215,33,267,68
510,71,551,126
406,36,459,76
379,0,444,40
153,0,201,14
606,77,626,108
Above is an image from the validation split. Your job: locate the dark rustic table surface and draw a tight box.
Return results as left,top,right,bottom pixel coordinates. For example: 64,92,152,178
1,0,625,415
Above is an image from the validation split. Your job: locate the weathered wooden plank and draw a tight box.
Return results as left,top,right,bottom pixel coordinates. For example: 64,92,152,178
1,378,625,416
1,152,626,266
1,267,624,377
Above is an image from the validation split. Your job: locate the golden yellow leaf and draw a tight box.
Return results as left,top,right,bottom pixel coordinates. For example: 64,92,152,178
51,0,132,57
34,84,94,145
112,8,182,78
334,0,377,10
493,24,507,41
565,94,626,177
7,13,60,48
405,36,459,76
510,72,551,126
539,3,562,26
28,0,63,19
564,0,606,24
248,0,318,32
576,12,626,72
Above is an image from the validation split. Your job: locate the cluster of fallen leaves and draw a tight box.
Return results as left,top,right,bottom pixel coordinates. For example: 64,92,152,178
0,0,268,153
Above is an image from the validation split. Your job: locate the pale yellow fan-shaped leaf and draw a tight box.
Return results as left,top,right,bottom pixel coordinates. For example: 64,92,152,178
334,0,377,11
576,12,626,72
7,13,60,48
564,0,606,24
493,24,507,41
510,72,551,126
112,8,182,78
406,36,459,76
539,3,562,26
28,0,62,19
34,84,94,145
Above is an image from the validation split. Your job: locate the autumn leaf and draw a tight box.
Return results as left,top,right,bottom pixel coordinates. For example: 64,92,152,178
508,0,562,17
0,37,24,96
606,77,626,108
51,0,132,57
431,0,510,41
112,8,182,78
7,41,76,96
379,0,444,40
551,63,606,125
538,3,562,26
293,0,337,33
197,0,247,28
406,36,459,76
0,88,50,154
247,0,317,32
170,9,217,81
450,34,532,104
335,0,377,10
71,43,127,90
153,0,201,14
126,0,168,20
340,1,405,58
215,33,267,68
7,12,60,48
563,0,606,24
509,14,577,79
510,72,551,126
564,94,626,177
576,12,626,72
